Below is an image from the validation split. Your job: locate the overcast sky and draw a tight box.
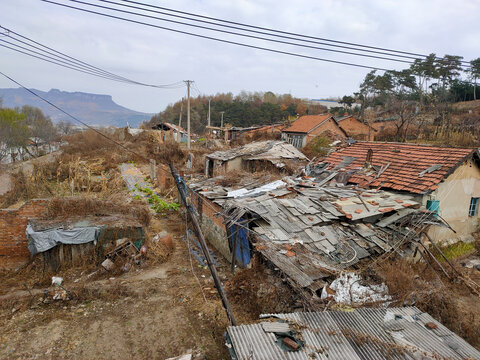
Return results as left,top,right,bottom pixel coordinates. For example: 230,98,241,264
1,0,479,114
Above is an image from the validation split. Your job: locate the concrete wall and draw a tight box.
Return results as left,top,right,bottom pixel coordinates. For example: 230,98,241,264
0,199,49,268
424,159,480,244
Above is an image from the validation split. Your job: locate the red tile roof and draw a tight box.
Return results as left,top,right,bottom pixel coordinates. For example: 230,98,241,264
319,142,475,194
283,114,332,133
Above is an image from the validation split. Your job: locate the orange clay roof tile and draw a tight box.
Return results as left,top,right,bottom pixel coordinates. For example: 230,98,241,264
283,114,333,133
320,142,474,194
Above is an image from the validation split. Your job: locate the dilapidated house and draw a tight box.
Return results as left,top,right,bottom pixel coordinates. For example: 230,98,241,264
187,174,441,303
335,115,377,141
205,141,308,177
151,122,188,143
282,114,347,148
314,141,480,244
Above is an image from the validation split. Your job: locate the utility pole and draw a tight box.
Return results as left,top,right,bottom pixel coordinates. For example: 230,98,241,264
179,99,183,129
207,98,211,127
220,111,225,129
184,80,193,149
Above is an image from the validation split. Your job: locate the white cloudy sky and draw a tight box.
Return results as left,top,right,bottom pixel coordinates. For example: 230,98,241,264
1,0,479,114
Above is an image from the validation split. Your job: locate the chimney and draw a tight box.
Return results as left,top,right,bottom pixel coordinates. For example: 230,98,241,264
364,148,373,169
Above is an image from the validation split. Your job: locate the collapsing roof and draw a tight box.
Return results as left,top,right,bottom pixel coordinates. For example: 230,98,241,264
226,307,480,359
316,141,477,194
206,140,308,164
283,114,334,134
151,122,187,134
189,175,442,297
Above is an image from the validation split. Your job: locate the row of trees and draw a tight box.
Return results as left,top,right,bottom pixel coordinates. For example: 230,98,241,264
344,54,480,142
145,91,327,134
0,103,73,163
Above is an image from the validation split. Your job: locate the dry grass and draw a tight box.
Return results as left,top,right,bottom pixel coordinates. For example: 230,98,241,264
45,197,151,227
225,256,297,318
370,259,480,348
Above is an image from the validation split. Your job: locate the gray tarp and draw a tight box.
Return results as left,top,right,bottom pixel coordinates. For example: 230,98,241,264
26,224,100,256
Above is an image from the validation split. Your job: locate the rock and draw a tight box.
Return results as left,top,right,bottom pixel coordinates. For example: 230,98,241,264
159,234,174,250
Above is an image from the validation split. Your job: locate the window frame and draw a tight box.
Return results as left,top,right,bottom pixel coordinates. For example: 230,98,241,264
468,197,479,217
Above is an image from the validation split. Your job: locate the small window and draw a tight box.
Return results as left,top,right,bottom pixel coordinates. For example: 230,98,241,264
469,197,479,217
426,200,440,218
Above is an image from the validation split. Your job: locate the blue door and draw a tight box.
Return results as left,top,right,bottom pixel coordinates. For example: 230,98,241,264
228,219,250,267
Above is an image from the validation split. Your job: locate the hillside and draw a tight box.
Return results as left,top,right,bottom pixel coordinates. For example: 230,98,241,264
0,88,152,127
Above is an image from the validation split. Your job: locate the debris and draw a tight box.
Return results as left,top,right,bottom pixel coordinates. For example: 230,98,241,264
51,276,63,287
282,337,299,351
101,258,115,271
52,289,68,300
321,272,391,305
425,322,438,330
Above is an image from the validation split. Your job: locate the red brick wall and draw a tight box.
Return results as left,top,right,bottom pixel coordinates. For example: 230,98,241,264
0,199,49,268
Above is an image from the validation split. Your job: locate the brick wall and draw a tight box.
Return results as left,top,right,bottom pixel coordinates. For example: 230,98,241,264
337,117,376,141
306,118,346,144
191,191,232,261
0,199,49,268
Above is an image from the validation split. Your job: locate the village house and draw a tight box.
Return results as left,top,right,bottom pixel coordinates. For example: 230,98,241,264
242,124,285,140
335,114,377,141
204,140,308,177
281,114,347,148
187,173,439,300
315,141,480,244
151,122,188,143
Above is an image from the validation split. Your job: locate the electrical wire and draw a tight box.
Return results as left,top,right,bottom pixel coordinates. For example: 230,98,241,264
41,0,397,72
0,70,151,162
55,0,472,70
88,0,415,66
0,25,185,89
118,0,473,67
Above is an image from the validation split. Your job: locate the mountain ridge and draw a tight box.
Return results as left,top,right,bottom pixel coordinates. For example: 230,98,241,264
0,87,152,127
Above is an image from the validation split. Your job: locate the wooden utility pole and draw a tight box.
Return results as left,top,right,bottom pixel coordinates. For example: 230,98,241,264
220,111,225,129
184,80,193,149
169,163,237,326
207,98,211,127
179,99,183,129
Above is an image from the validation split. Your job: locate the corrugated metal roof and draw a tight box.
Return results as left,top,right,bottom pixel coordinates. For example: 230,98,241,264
207,140,307,162
227,307,480,359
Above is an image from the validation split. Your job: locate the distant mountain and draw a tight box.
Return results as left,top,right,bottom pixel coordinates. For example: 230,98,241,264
0,88,152,127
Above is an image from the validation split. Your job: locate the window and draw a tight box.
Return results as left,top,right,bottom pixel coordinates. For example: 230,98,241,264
426,200,440,218
469,197,479,217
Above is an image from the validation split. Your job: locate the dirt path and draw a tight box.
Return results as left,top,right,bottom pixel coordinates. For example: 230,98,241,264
0,215,239,359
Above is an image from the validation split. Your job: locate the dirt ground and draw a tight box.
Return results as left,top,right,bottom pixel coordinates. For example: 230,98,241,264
0,214,262,360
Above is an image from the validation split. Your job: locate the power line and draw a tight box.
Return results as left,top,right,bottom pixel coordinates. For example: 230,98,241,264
90,0,416,66
0,70,150,161
0,39,136,83
41,0,395,72
117,0,473,67
0,25,185,89
43,0,472,72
